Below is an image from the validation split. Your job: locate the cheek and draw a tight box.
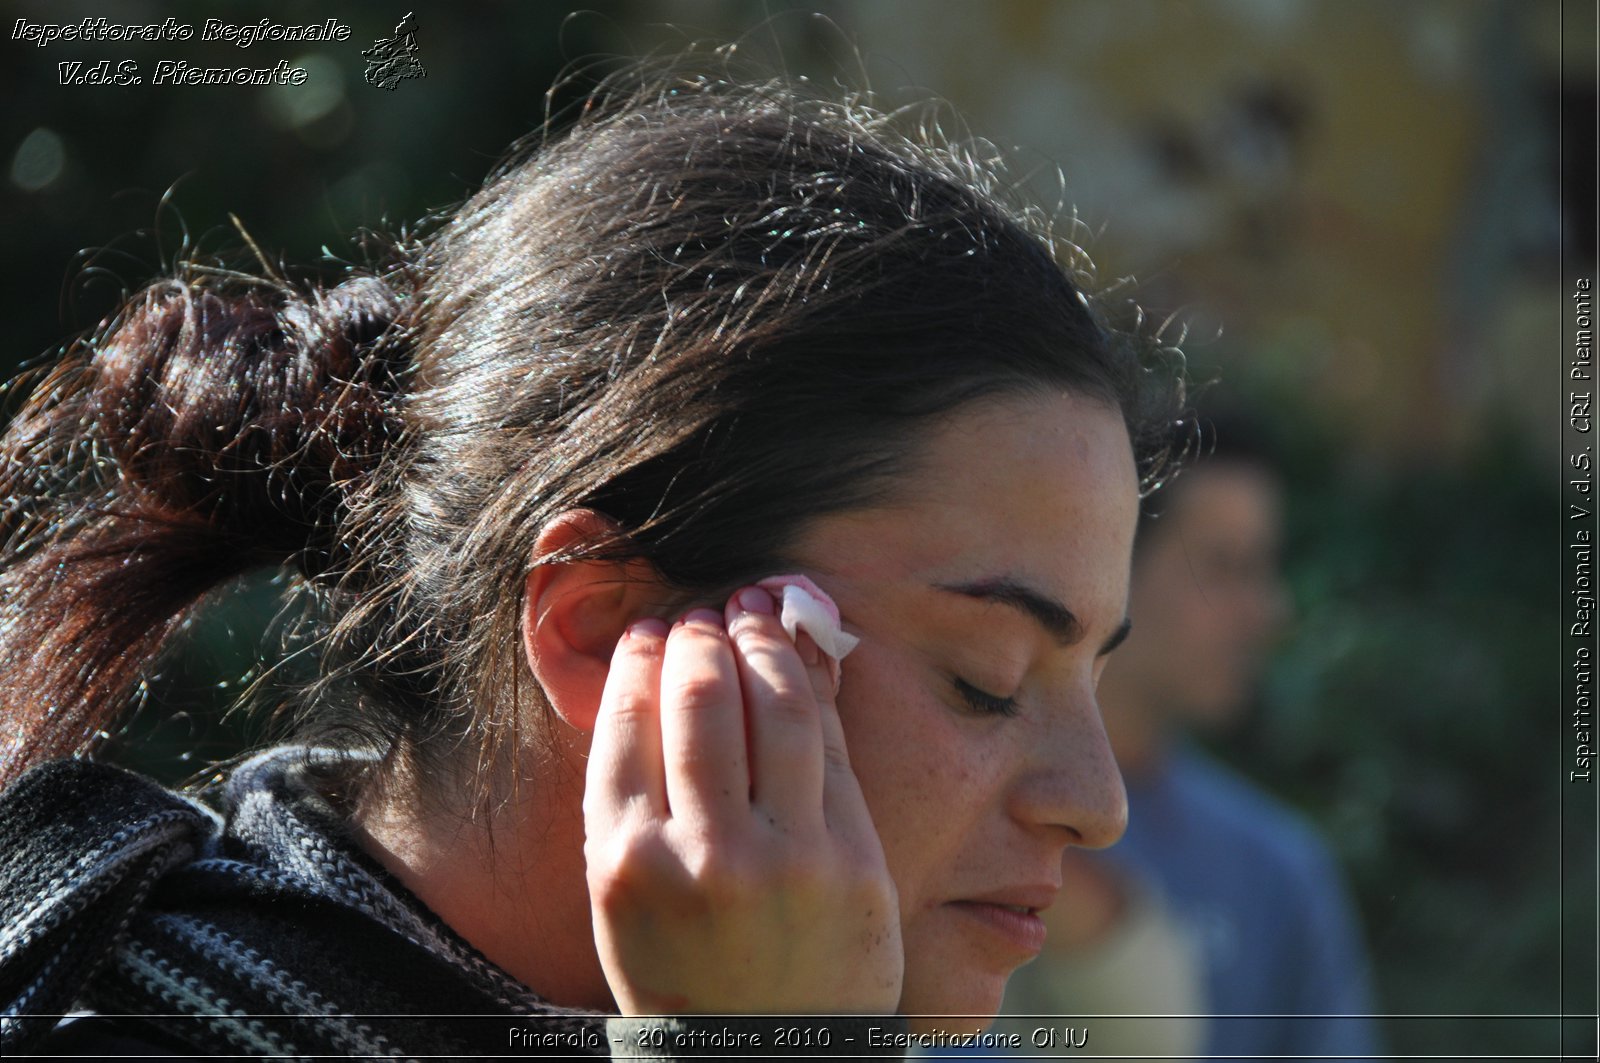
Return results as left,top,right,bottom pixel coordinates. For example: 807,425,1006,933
835,645,982,891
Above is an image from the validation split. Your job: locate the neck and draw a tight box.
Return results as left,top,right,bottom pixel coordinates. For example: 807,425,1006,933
352,741,613,1011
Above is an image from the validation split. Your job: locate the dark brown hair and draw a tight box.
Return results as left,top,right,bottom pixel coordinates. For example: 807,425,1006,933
0,69,1183,790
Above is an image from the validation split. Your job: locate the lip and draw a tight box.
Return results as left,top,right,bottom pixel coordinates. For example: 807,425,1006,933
946,884,1058,958
960,884,1061,912
948,901,1048,956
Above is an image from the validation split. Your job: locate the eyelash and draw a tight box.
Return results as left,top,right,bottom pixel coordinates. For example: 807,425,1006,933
954,677,1021,718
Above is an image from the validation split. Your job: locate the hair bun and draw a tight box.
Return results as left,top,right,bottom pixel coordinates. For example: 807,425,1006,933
81,272,413,574
0,268,416,773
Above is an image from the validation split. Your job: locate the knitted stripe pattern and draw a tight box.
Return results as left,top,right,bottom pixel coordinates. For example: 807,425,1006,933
0,747,607,1058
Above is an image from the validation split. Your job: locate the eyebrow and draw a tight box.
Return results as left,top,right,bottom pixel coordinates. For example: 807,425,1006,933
935,578,1134,655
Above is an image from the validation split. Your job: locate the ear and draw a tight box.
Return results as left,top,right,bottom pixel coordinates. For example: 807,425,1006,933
522,510,664,731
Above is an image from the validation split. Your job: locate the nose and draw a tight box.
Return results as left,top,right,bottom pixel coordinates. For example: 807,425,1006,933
1010,685,1128,850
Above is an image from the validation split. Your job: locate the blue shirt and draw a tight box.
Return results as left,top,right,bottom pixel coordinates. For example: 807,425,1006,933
1103,747,1383,1060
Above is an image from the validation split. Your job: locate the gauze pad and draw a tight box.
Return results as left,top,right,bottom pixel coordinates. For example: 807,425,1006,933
756,575,859,691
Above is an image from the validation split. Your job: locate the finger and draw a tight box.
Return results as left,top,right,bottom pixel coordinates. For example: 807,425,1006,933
792,630,838,709
809,636,879,845
658,608,750,828
724,587,825,823
586,618,670,824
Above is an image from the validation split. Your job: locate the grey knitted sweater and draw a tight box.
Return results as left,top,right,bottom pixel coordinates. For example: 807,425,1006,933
0,747,906,1059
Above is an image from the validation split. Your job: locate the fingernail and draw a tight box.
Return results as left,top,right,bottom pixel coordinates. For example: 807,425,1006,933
735,586,774,615
627,617,669,640
680,608,723,630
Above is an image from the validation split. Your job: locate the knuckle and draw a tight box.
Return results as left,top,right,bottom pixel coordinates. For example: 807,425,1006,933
582,788,647,827
585,830,690,910
599,689,656,726
821,740,853,773
734,644,817,718
665,672,734,711
733,630,796,669
823,839,888,892
585,862,638,914
681,845,756,904
770,848,829,897
585,820,665,874
849,861,897,908
728,610,786,643
763,682,815,723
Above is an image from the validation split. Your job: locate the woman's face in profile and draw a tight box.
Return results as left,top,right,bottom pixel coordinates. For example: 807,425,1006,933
785,392,1139,1027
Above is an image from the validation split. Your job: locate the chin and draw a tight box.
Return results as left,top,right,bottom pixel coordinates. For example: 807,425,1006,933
902,974,1006,1036
909,1013,998,1037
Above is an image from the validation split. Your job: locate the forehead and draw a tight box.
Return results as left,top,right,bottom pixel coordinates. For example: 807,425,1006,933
1140,463,1283,554
788,393,1140,617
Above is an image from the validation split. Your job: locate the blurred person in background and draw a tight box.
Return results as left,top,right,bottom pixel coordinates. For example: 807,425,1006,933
1000,411,1382,1061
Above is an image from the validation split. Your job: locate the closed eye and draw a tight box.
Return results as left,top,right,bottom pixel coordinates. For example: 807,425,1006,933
954,677,1021,718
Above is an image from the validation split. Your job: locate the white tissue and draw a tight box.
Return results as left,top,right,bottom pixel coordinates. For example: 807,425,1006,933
755,575,859,691
775,585,860,661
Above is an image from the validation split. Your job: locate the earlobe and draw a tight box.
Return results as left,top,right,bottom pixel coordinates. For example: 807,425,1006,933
522,510,662,731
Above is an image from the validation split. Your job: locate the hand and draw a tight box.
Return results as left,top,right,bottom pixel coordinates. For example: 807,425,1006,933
583,585,903,1015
